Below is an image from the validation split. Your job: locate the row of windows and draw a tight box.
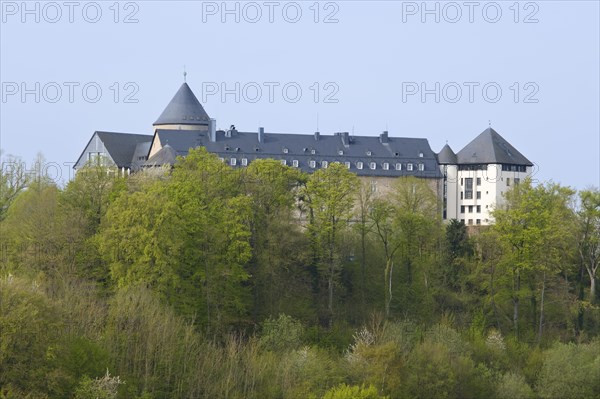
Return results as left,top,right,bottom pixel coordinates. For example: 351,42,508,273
458,164,528,172
462,219,482,225
461,191,483,200
502,164,528,172
461,205,482,214
223,158,426,171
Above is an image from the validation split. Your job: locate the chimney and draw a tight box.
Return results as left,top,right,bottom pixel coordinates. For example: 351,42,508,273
258,127,264,143
339,132,350,147
380,131,389,144
209,118,217,142
314,131,320,141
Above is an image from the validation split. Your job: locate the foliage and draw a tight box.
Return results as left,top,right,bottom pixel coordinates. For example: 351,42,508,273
1,153,599,398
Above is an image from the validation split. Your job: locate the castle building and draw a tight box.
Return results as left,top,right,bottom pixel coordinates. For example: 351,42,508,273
74,82,533,226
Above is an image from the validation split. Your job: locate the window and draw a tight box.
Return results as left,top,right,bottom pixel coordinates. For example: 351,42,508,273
506,178,511,186
407,163,413,171
461,178,463,186
419,152,424,158
468,205,473,213
281,159,287,166
460,206,465,214
418,163,424,171
476,191,481,199
476,205,481,213
218,157,225,162
370,180,377,193
514,178,521,185
338,150,344,155
369,162,376,170
460,191,464,200
241,158,248,166
476,219,481,225
465,178,473,199
292,160,299,167
311,149,316,155
230,158,237,166
322,161,328,168
366,151,372,156
88,152,102,162
309,160,316,168
468,219,473,225
357,161,363,170
383,162,389,170
476,177,481,186
395,163,402,170
344,161,351,169
283,148,289,154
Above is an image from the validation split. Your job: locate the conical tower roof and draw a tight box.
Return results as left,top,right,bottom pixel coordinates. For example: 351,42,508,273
456,128,532,165
154,83,210,126
437,143,457,164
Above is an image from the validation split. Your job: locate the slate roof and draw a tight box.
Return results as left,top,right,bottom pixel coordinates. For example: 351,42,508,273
147,129,442,178
74,131,153,169
146,144,178,166
437,144,457,165
154,83,210,126
456,128,533,166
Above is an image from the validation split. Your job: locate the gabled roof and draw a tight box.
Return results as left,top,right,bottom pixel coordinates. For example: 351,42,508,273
96,132,153,168
153,83,210,126
148,129,442,178
145,144,178,166
74,131,152,169
437,144,457,164
456,128,532,166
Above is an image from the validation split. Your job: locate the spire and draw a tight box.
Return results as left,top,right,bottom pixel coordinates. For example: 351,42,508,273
154,82,210,126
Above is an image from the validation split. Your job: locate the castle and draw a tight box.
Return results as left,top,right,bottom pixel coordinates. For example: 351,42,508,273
75,82,533,226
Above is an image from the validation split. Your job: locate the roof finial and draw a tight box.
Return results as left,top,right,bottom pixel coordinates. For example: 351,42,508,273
488,119,491,128
183,65,187,83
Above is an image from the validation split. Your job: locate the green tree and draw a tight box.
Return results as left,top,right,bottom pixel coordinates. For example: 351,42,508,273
577,189,600,303
302,163,359,326
493,179,576,341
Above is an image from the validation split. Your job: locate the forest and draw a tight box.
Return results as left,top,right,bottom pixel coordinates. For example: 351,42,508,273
1,148,599,399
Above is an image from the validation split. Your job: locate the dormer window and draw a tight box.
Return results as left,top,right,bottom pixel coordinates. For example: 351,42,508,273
281,159,287,166
366,151,372,156
369,162,376,170
344,161,351,169
418,163,425,171
407,163,413,171
383,162,389,170
419,152,424,158
241,158,248,166
309,160,316,168
322,161,328,168
230,158,237,166
311,149,316,155
225,146,230,151
338,150,344,155
357,161,363,170
395,163,402,170
292,159,299,167
283,148,289,154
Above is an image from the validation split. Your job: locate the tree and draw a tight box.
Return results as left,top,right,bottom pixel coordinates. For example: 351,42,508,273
0,154,29,221
99,148,252,332
576,189,600,304
241,160,310,320
369,198,403,318
493,179,576,341
302,163,359,326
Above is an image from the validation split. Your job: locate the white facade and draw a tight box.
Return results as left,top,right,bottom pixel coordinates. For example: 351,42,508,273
443,164,533,226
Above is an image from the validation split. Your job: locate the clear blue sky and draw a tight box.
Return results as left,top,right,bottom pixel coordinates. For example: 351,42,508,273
1,1,598,189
